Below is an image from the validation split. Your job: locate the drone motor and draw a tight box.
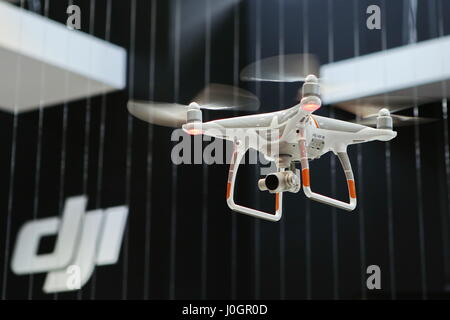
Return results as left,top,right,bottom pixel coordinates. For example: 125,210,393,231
376,108,393,130
301,74,320,97
184,102,203,135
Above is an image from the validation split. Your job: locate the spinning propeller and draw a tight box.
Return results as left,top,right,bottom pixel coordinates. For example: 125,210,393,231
240,54,320,82
239,53,346,95
360,108,434,130
353,109,436,127
239,53,437,127
127,84,260,128
334,98,437,127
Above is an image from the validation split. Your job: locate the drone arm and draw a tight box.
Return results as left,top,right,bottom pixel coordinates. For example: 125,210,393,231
226,143,283,221
298,127,357,211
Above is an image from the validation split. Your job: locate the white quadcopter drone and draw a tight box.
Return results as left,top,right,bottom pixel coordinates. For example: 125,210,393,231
128,54,429,222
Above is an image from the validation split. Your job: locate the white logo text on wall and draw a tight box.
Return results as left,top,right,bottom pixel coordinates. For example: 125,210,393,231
11,196,128,293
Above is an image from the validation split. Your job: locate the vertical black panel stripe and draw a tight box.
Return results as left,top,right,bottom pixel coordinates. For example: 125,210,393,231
78,0,95,301
253,0,262,301
1,0,25,299
438,0,450,287
327,0,339,301
91,0,112,300
230,1,240,301
123,0,137,300
144,0,157,301
381,0,397,300
352,0,367,300
28,0,49,300
169,0,181,300
201,0,211,300
413,100,427,299
54,0,73,300
277,0,286,301
302,0,312,301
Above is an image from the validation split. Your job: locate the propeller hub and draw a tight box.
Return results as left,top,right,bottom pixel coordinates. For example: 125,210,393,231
188,102,201,110
305,74,319,84
378,108,390,117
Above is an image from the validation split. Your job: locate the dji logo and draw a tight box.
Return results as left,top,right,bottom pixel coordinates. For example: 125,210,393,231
11,196,128,293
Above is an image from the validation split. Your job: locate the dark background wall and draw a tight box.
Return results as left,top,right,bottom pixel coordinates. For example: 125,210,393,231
1,0,450,300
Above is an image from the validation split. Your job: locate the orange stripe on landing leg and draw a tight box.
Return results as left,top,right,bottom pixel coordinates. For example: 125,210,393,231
311,116,319,128
275,193,280,211
302,168,310,187
347,179,356,199
226,182,231,199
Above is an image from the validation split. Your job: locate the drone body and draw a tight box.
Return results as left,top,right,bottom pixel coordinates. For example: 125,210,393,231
176,75,397,221
128,57,403,222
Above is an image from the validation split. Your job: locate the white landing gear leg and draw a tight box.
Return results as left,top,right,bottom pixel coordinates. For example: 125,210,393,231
226,142,283,221
297,126,357,211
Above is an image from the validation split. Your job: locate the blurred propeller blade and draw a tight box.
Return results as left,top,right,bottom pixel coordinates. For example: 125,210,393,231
355,114,437,127
194,84,260,111
333,96,435,118
240,54,320,82
128,84,260,128
127,101,188,128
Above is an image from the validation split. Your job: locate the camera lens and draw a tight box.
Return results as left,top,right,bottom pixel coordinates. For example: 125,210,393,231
265,174,279,191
